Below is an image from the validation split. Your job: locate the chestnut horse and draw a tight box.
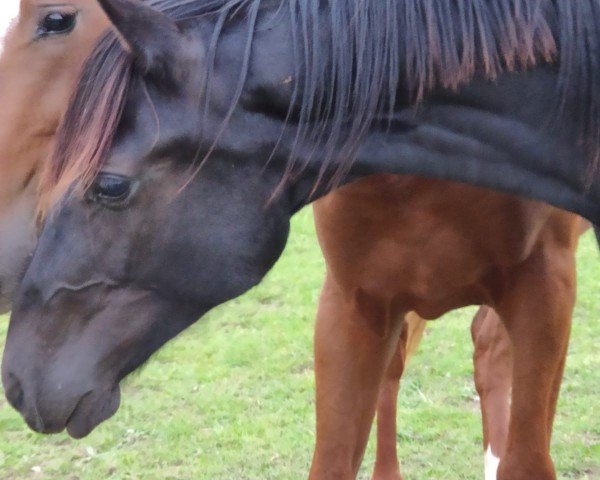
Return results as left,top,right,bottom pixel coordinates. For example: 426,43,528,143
0,2,515,477
0,0,108,312
312,175,585,479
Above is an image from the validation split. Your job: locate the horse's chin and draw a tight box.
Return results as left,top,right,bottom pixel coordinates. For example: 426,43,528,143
65,385,121,439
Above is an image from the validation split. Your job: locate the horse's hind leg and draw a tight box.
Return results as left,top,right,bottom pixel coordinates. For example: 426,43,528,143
372,312,426,480
310,274,404,480
494,249,575,480
471,306,513,480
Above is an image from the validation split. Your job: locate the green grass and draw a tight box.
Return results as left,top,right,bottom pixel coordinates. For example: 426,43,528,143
0,209,598,479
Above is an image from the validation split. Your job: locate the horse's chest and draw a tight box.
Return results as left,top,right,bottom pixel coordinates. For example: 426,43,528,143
314,175,551,316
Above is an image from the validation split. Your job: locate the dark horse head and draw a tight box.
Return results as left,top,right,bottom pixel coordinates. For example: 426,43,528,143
3,0,600,438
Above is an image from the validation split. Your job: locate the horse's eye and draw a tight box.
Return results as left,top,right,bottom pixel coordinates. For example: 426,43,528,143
37,12,77,37
87,174,137,207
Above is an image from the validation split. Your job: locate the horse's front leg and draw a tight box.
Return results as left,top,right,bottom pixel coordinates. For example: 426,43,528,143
310,274,404,480
495,250,575,480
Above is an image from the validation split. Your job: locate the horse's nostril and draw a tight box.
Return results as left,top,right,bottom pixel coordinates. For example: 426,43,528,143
4,373,25,412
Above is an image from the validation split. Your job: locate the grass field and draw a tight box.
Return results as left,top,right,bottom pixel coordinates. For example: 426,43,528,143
0,209,598,479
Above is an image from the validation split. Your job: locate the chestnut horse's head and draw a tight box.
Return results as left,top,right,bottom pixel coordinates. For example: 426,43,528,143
0,0,108,312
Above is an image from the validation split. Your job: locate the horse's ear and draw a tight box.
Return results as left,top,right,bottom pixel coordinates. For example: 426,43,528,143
97,0,183,77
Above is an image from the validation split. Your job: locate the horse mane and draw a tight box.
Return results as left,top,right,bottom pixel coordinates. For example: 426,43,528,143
40,0,600,214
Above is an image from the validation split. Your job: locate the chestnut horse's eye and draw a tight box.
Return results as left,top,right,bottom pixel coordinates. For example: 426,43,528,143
37,12,77,38
87,174,138,208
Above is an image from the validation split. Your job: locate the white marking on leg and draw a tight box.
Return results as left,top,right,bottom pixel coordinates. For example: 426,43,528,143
485,444,500,480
